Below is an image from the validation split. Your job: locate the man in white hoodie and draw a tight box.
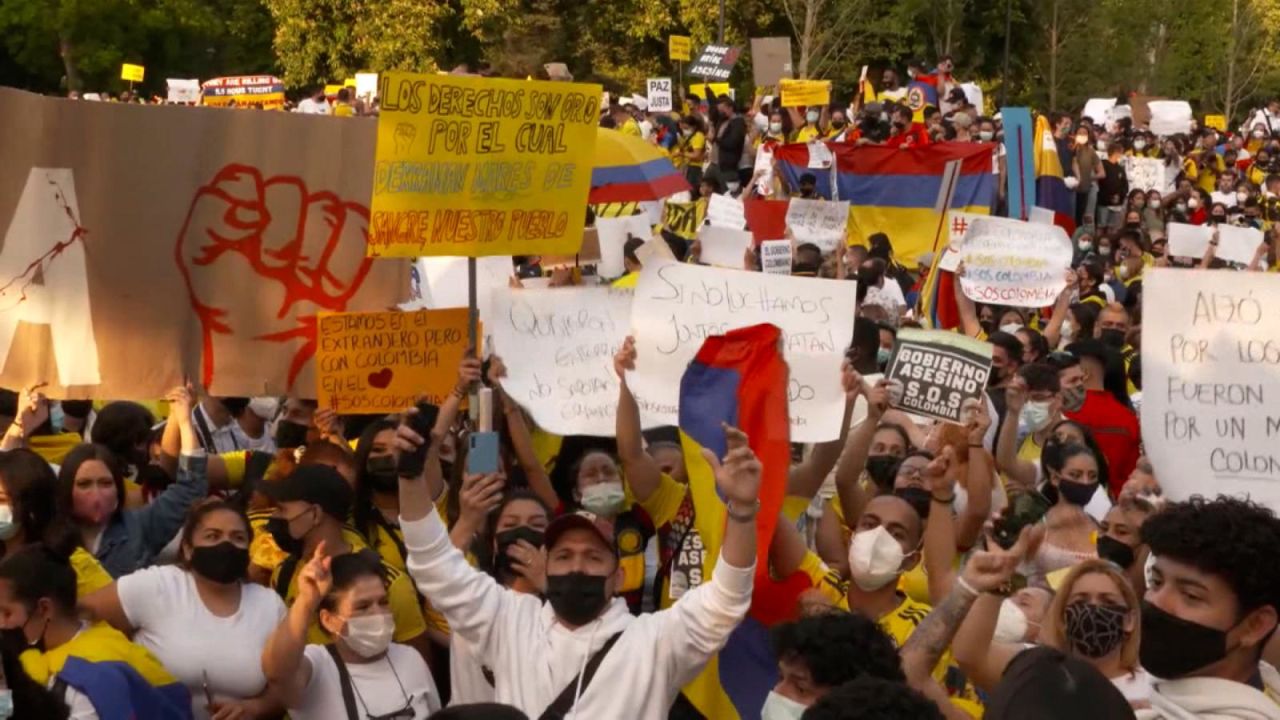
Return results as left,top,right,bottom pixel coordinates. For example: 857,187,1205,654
1138,495,1280,719
395,420,761,719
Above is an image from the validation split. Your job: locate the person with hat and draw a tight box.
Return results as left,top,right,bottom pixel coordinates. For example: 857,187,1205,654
395,417,762,719
259,464,430,659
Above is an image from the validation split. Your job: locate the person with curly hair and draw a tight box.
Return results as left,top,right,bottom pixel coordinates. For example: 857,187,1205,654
1138,495,1280,718
762,611,905,717
799,676,944,720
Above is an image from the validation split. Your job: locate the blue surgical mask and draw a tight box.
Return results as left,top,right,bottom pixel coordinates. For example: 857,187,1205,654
876,347,891,369
806,111,819,124
0,504,19,541
49,403,65,434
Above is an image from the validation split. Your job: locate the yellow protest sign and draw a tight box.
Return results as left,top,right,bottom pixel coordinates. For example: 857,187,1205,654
663,201,705,241
780,79,831,108
324,84,342,96
370,72,603,258
669,36,692,62
1204,114,1227,132
343,77,357,88
121,64,145,83
316,308,474,413
689,83,730,105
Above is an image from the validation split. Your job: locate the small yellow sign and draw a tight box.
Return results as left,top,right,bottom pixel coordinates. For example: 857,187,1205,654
780,79,831,108
343,77,357,88
669,36,692,62
1204,114,1227,132
120,64,145,83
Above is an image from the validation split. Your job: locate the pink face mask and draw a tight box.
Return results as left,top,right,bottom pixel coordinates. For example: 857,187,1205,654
73,487,118,525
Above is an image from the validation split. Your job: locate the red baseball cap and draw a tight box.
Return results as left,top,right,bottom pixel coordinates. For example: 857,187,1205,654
544,510,617,557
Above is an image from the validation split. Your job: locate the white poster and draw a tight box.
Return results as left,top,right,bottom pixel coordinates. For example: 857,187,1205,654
409,256,513,341
1124,156,1175,194
706,193,746,229
946,210,987,250
627,260,857,441
959,217,1072,307
355,73,379,100
490,286,632,436
1141,269,1280,509
1148,100,1194,137
1166,223,1215,259
595,214,652,278
1081,97,1117,124
165,79,200,104
760,240,792,274
1167,223,1263,265
697,224,752,268
646,78,674,113
786,198,849,253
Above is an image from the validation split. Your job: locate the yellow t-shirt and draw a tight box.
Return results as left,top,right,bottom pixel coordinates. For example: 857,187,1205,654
793,125,820,143
675,131,706,170
636,472,701,611
619,118,643,137
28,433,84,466
333,103,355,117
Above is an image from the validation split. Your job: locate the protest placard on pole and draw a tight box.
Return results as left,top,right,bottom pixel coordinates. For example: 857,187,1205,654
706,193,746,229
688,45,741,80
165,79,200,104
595,214,652,277
779,79,831,108
785,198,848,253
490,286,632,436
696,225,752,268
669,36,692,62
369,72,602,258
663,201,704,240
316,308,472,413
121,63,145,83
750,37,793,87
647,78,674,113
760,240,792,274
959,216,1072,307
628,260,856,441
1141,269,1280,509
885,329,992,423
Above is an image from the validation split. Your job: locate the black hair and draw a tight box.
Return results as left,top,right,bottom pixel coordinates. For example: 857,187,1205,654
56,444,126,525
177,500,251,573
771,612,905,691
0,449,60,547
799,172,818,186
1018,362,1061,394
1041,440,1109,505
90,401,155,466
801,676,944,720
1067,302,1100,341
474,489,554,575
352,418,401,543
59,400,94,421
1142,496,1280,618
0,642,70,719
873,423,913,455
848,320,882,374
1019,328,1051,363
318,549,387,618
0,544,77,616
987,331,1025,366
623,236,646,265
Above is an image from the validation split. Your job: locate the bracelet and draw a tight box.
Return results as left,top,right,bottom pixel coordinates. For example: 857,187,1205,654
726,499,760,522
968,442,984,448
955,575,980,598
931,494,955,504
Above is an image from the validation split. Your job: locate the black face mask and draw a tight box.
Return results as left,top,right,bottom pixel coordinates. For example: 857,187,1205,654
221,397,251,416
1140,601,1231,679
831,120,846,129
275,420,310,449
865,455,900,492
1064,601,1128,658
1211,214,1227,224
190,541,250,584
894,487,932,520
265,511,311,557
1096,535,1136,569
1099,328,1127,349
1057,479,1098,506
365,454,399,493
0,613,46,656
493,526,546,580
800,187,816,198
545,572,610,626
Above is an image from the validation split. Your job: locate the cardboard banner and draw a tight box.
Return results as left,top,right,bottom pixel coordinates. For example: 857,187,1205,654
785,198,848,253
750,37,793,87
316,309,471,412
706,193,746,229
760,240,792,274
689,45,742,81
1123,156,1175,194
121,64,145,82
959,216,1072,307
165,79,200,104
595,214,652,277
696,225,752,268
200,76,286,110
490,286,632,436
669,35,692,62
370,72,603,258
779,79,831,108
647,78,674,113
663,201,704,240
627,260,856,441
886,329,992,423
0,87,407,399
1142,269,1280,509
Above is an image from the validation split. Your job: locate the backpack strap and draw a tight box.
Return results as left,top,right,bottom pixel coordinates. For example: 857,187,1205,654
537,632,624,720
274,555,300,600
325,643,362,720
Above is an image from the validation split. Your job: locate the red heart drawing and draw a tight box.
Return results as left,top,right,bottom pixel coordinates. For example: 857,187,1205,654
368,368,394,389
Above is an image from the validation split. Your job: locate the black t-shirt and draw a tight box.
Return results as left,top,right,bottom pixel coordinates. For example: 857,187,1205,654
1099,159,1129,207
716,116,746,172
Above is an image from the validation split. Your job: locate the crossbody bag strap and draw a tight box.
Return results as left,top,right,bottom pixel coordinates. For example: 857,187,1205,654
537,631,624,720
325,643,361,720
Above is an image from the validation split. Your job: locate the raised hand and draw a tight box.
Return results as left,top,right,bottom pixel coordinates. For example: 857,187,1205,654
313,408,345,443
964,398,991,446
13,384,50,437
296,540,333,608
506,539,547,592
1004,375,1028,413
486,355,509,388
614,336,637,380
865,379,891,420
961,524,1043,594
456,355,482,396
458,473,504,527
923,446,957,497
841,360,862,402
701,424,762,507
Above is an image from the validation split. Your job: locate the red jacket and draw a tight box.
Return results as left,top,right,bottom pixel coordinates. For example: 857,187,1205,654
1065,389,1140,498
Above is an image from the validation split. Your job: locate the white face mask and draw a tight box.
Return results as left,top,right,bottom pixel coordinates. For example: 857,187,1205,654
1133,139,1147,151
1061,318,1075,340
1096,140,1108,152
1116,263,1131,280
999,323,1023,335
761,690,807,720
1237,191,1250,203
805,111,819,124
993,599,1031,643
848,525,908,591
247,397,280,421
341,612,394,658
580,481,626,516
1188,197,1201,210
753,112,769,132
1020,400,1054,433
978,130,994,141
1078,240,1093,252
769,122,783,135
0,504,18,541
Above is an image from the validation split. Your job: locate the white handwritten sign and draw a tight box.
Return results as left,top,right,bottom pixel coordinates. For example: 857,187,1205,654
647,78,674,113
706,193,747,229
761,240,792,274
165,79,200,104
596,214,652,278
946,210,986,250
786,198,849,253
491,286,632,436
959,217,1072,307
1141,269,1280,509
1167,223,1263,265
1124,156,1174,194
697,224,752,268
628,260,857,441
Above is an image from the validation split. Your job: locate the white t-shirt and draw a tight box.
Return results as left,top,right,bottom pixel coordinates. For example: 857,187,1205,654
292,643,440,720
118,565,286,719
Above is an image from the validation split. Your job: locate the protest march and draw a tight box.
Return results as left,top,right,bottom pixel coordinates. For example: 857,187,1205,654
7,11,1280,720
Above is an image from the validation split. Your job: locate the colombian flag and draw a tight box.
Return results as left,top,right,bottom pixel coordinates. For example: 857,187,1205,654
20,622,192,719
773,142,996,269
1033,114,1077,235
676,324,808,719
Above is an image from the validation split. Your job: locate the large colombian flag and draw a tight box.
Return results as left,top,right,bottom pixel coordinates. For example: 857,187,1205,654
1033,114,1077,235
676,323,811,719
773,142,997,270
